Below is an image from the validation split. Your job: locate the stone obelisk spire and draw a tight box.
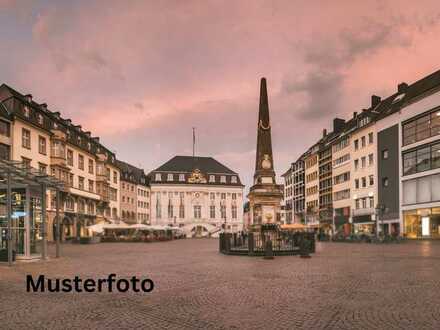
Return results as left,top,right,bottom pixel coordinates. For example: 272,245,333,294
254,77,276,184
247,77,283,228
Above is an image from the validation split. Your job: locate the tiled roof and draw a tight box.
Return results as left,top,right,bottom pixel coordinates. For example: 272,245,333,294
152,156,237,174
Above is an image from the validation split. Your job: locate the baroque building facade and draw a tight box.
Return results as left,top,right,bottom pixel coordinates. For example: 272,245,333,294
149,156,244,237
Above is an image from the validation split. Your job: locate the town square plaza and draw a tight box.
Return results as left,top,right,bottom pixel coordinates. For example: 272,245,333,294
1,239,440,329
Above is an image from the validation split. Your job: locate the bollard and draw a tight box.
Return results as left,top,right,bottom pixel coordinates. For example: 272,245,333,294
248,232,254,256
264,238,274,260
299,236,311,259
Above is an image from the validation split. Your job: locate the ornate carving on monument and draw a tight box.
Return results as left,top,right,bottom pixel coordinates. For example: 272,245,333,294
259,120,271,130
261,154,271,169
187,169,207,183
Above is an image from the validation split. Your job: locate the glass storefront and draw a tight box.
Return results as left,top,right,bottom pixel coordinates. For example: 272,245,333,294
404,208,440,239
0,187,44,259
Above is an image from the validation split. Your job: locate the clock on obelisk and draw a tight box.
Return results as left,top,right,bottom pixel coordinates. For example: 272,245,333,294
247,77,283,230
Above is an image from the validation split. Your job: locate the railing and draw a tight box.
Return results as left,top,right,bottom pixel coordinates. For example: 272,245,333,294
219,231,315,256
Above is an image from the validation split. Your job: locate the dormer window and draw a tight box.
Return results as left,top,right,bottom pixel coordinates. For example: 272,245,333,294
179,174,185,182
38,114,43,125
220,176,226,183
78,136,81,143
209,175,215,183
155,173,162,181
231,176,237,183
53,122,58,129
24,106,30,117
167,173,173,181
87,142,91,150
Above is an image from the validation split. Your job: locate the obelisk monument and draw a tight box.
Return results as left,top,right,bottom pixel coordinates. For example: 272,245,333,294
247,78,283,230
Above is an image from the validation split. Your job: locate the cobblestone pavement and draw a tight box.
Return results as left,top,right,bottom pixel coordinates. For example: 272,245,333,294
1,240,440,329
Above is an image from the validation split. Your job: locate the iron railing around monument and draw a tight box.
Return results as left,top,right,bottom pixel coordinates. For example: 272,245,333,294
219,231,315,256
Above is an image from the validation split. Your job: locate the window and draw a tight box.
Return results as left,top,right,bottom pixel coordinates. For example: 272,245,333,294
155,173,161,181
333,172,350,185
67,149,73,166
382,177,389,187
78,154,84,170
179,174,185,182
362,177,367,188
403,109,440,146
220,176,226,183
354,139,359,150
168,202,173,218
209,175,215,183
333,154,350,167
65,197,74,211
167,173,173,181
334,189,350,201
369,175,374,186
22,128,31,149
220,205,226,219
39,163,47,174
232,193,237,200
416,146,431,172
368,154,374,166
113,171,118,184
88,180,94,192
361,157,366,168
231,176,237,183
69,173,74,186
361,136,366,148
179,204,184,218
21,157,31,168
88,159,94,174
194,205,201,219
78,176,84,190
354,159,359,170
0,120,10,137
37,114,43,125
23,106,30,117
37,136,46,155
232,205,237,219
210,205,215,219
355,179,359,189
382,149,389,159
221,193,226,200
210,192,215,200
368,132,373,144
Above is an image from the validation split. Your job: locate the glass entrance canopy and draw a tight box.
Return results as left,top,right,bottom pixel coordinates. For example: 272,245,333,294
0,159,65,265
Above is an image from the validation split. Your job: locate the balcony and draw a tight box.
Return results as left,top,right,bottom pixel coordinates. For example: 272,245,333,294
352,208,375,216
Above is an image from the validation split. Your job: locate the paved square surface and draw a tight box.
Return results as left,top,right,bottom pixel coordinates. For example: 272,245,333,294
1,239,440,329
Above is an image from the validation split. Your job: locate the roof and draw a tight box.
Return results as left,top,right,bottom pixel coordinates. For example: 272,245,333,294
152,156,237,174
375,69,440,120
115,159,148,184
0,83,116,161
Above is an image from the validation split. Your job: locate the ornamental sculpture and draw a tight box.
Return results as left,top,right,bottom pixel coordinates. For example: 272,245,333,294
187,169,207,183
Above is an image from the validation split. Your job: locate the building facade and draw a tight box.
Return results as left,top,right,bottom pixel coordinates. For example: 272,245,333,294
0,84,120,242
282,69,440,238
149,156,244,237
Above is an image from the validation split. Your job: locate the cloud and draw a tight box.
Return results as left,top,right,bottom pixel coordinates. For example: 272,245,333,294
3,0,440,191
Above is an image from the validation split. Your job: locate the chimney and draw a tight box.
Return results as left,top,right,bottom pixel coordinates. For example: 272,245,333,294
322,128,327,137
40,103,47,110
75,125,82,131
84,131,91,137
65,119,72,125
25,94,32,103
398,82,408,93
353,112,358,119
92,137,100,143
333,117,345,133
371,95,381,108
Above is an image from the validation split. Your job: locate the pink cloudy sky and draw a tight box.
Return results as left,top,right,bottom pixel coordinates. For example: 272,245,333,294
1,0,440,190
